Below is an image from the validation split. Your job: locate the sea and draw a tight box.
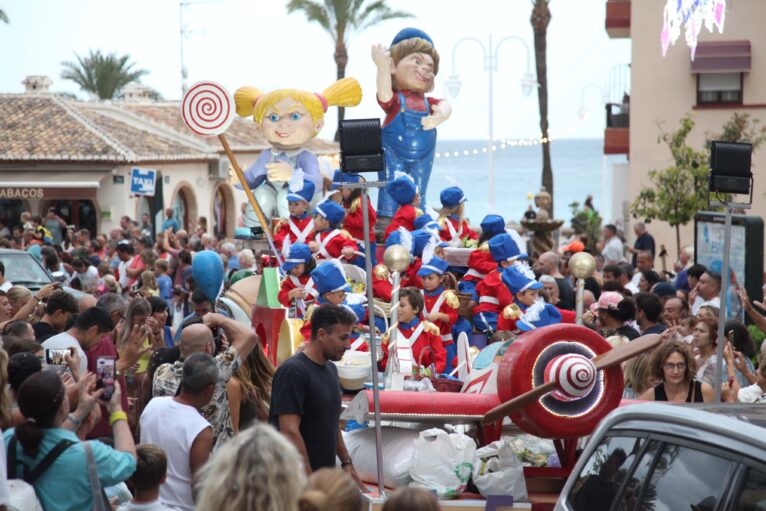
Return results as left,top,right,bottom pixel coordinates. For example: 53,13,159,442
370,138,613,226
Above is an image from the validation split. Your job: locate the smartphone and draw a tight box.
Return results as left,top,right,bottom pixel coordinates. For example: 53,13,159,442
96,356,116,401
44,347,73,365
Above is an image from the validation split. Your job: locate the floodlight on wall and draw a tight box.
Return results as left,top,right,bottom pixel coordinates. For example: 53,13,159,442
339,119,385,174
709,141,753,197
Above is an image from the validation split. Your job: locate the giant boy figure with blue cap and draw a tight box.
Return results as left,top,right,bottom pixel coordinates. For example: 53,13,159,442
372,28,452,217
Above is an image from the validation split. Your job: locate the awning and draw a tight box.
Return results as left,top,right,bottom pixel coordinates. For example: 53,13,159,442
0,171,108,200
691,41,751,73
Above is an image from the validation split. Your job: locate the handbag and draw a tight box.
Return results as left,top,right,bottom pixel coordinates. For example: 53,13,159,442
82,442,111,511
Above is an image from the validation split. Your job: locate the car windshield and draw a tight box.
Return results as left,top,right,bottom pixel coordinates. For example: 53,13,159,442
0,253,51,286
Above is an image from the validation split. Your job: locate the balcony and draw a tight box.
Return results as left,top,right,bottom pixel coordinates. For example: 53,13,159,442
604,103,629,155
606,0,631,38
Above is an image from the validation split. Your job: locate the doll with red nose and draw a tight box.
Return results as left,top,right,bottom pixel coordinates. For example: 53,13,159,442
372,28,452,218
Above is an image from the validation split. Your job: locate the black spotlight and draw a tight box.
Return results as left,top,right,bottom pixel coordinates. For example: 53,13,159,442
709,141,753,195
339,118,385,174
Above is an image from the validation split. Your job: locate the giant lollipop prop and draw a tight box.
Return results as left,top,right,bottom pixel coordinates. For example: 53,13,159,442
181,81,283,265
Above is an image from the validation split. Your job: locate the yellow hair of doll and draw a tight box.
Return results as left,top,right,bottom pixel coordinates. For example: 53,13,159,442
234,77,362,124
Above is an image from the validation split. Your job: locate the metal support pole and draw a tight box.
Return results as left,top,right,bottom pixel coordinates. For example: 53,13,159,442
714,207,733,402
390,271,401,326
361,185,385,497
575,278,585,325
487,34,495,208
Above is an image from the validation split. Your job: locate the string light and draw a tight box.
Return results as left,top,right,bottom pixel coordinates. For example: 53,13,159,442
433,117,585,159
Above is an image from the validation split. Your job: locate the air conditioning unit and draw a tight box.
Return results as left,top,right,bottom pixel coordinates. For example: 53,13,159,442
208,159,228,181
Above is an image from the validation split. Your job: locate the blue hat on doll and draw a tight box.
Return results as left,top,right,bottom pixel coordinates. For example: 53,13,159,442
480,215,505,237
417,256,449,276
501,265,542,296
517,303,562,332
386,173,418,206
391,27,434,46
330,170,361,190
440,186,466,207
489,233,526,263
311,261,351,295
313,200,346,225
281,242,312,272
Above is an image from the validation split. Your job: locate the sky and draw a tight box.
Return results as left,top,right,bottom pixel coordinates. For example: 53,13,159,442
0,0,631,141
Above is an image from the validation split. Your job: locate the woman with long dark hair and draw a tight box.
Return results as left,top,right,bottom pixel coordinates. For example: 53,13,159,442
4,371,136,510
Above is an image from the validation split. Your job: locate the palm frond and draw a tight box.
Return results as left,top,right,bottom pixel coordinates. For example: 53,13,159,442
287,0,332,34
60,49,148,100
0,10,9,23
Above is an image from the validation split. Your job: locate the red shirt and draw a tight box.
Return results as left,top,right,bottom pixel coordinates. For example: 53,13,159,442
461,247,496,283
378,90,442,127
422,289,459,345
439,217,478,244
342,198,376,244
401,258,423,289
274,215,314,251
312,229,359,262
278,274,317,308
385,205,418,239
86,335,129,439
372,265,394,301
473,269,514,315
380,320,446,374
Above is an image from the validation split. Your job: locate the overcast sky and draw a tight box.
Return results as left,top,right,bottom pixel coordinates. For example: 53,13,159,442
0,0,631,141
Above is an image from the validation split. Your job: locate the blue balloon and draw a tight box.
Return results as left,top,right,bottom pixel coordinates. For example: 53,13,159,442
192,250,225,302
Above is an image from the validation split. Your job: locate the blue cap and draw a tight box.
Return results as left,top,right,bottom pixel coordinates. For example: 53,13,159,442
411,229,437,258
518,303,563,332
342,302,366,322
386,174,418,206
286,179,316,204
330,170,362,190
311,262,351,295
489,233,526,263
414,214,439,231
313,200,346,225
480,214,505,236
391,27,433,47
440,186,466,207
281,243,312,272
501,265,542,296
417,256,449,276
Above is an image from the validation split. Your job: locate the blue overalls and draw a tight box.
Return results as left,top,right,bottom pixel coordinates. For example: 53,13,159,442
378,92,437,217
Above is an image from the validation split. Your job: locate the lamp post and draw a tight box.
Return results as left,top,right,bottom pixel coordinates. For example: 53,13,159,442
445,35,537,208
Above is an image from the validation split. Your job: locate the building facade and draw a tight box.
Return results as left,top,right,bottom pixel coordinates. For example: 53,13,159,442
605,0,766,264
0,77,337,239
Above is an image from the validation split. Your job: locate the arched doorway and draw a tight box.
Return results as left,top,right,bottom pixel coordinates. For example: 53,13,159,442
171,184,197,232
212,183,235,238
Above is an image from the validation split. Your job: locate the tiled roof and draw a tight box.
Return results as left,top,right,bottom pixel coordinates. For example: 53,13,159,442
0,94,339,163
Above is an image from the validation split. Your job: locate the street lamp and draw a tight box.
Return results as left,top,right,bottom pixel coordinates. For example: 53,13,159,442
577,83,607,120
447,35,538,208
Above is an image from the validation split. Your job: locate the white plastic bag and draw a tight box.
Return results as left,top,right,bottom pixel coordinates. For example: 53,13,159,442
343,427,420,488
472,440,528,501
408,428,476,499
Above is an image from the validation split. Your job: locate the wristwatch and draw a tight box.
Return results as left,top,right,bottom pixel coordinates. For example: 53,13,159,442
340,459,353,467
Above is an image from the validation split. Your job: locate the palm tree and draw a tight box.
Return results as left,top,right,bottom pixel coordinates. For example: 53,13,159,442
531,0,553,215
287,0,412,140
0,9,8,23
61,50,148,100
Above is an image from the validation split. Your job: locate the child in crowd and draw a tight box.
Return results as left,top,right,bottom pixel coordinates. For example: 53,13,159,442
498,265,562,332
138,270,160,298
332,172,377,264
116,444,177,511
273,171,315,251
380,287,446,374
437,186,478,246
310,200,364,266
472,233,527,334
154,259,173,302
278,242,318,310
384,173,422,239
459,214,506,301
299,261,365,345
417,250,459,372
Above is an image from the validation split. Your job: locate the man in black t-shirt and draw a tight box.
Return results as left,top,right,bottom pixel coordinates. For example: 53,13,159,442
269,304,362,483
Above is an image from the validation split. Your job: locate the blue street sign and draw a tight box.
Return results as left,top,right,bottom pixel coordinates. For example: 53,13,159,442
130,167,156,196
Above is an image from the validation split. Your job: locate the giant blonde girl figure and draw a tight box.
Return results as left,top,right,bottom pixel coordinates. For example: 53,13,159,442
234,78,362,227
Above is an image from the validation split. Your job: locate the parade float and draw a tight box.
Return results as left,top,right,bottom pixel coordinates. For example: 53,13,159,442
178,46,660,510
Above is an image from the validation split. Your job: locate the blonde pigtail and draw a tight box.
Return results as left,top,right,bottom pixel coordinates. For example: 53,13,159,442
321,77,362,109
234,86,263,118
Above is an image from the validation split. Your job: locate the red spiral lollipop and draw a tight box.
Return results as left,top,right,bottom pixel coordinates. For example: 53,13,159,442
181,81,234,136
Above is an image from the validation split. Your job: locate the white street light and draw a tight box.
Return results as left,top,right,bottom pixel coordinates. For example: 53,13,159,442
449,35,537,208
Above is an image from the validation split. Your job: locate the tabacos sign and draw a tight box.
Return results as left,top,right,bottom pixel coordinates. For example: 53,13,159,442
0,188,45,199
130,167,156,197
